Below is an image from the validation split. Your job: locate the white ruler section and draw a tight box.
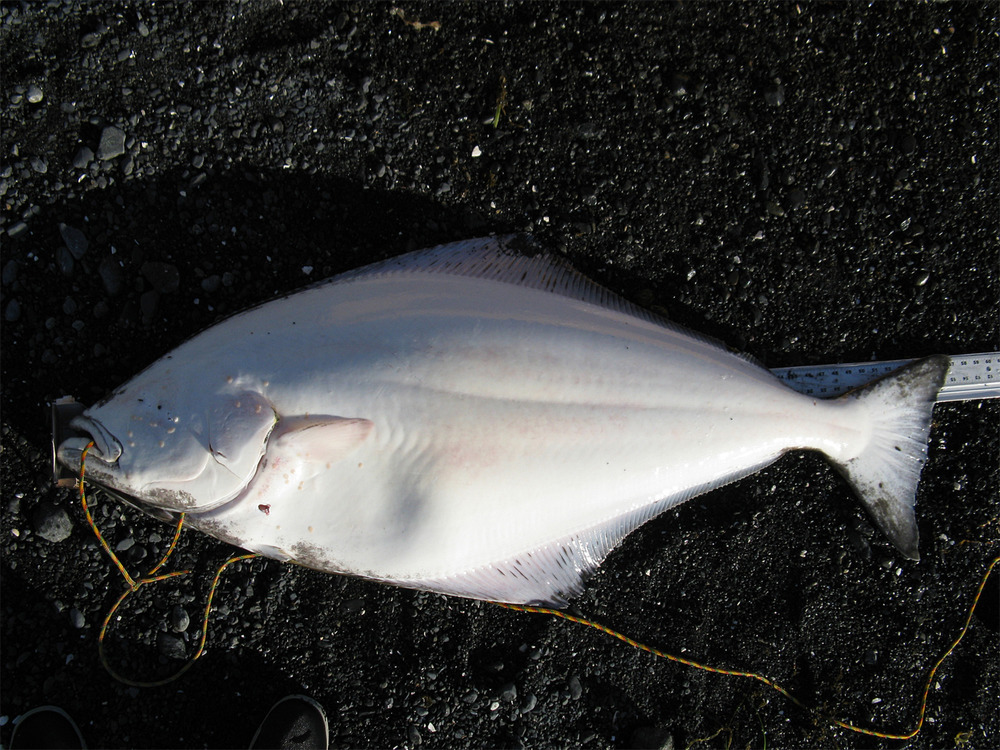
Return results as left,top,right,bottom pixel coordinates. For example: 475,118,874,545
769,352,1000,403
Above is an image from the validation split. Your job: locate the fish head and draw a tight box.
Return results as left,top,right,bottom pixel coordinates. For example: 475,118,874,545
57,388,277,512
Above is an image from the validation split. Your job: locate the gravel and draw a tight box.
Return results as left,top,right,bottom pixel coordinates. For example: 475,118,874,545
1,2,997,750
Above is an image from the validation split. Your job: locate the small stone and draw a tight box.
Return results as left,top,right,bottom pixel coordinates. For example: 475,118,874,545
32,503,73,542
4,299,21,322
568,675,583,701
763,83,785,106
26,84,43,104
99,258,123,295
629,726,675,750
2,259,18,285
56,246,74,275
69,608,85,629
141,261,180,293
72,146,94,169
157,632,187,660
914,271,930,287
520,693,537,714
201,275,221,293
58,223,89,258
500,682,517,702
171,606,190,633
97,126,126,160
407,726,421,746
30,156,48,174
7,221,28,238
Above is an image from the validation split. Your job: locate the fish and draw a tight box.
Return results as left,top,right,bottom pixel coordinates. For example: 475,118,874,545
57,236,949,606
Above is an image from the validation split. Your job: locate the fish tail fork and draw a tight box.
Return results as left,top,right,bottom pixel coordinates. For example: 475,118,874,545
829,355,950,560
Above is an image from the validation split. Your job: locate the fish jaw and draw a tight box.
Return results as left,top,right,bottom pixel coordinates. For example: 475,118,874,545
56,391,279,512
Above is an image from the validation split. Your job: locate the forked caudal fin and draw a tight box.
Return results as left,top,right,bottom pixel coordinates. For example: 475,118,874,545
830,355,949,560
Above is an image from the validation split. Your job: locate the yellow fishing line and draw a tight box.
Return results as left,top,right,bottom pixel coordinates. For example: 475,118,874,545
494,555,998,741
79,441,257,687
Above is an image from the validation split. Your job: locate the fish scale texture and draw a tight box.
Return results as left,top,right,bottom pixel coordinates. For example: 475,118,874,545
1,2,997,750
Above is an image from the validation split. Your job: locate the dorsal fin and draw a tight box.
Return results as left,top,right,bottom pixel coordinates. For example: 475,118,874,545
322,235,735,354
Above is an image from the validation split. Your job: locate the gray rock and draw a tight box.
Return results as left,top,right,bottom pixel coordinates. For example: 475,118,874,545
4,299,20,322
171,606,191,633
26,84,43,103
96,126,126,160
32,503,72,542
58,223,88,258
141,261,180,293
69,608,85,629
72,146,94,169
2,259,18,285
629,726,675,750
157,632,187,660
99,257,123,295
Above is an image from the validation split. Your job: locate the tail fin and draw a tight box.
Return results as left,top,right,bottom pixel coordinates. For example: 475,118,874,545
830,355,949,560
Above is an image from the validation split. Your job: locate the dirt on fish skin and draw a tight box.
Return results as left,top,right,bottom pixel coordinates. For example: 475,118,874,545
1,2,997,749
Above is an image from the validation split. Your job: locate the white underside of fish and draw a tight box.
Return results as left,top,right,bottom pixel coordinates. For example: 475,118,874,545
59,237,947,605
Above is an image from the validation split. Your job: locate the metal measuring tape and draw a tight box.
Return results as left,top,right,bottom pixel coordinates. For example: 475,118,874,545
770,352,1000,403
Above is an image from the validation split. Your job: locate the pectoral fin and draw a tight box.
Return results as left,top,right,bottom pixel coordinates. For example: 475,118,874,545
273,416,374,463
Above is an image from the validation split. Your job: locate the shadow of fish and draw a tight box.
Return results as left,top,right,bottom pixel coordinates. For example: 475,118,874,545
57,236,948,607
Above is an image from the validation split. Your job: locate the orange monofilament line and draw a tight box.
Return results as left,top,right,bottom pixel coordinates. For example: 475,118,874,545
494,554,998,741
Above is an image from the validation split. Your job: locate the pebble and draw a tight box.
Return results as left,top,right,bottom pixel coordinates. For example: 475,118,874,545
4,300,20,322
171,606,191,633
97,125,126,160
158,632,187,660
141,261,180,293
58,223,89,258
32,503,73,542
7,221,28,238
72,146,94,169
519,693,537,714
30,157,47,174
99,258,124,295
56,246,74,275
500,682,517,702
568,675,583,701
763,83,785,106
69,608,85,629
26,84,43,104
2,260,18,285
629,726,675,750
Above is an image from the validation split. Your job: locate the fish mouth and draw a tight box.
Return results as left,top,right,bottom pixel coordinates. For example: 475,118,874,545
57,415,123,470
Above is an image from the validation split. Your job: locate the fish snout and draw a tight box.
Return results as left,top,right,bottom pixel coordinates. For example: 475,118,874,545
56,415,123,476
